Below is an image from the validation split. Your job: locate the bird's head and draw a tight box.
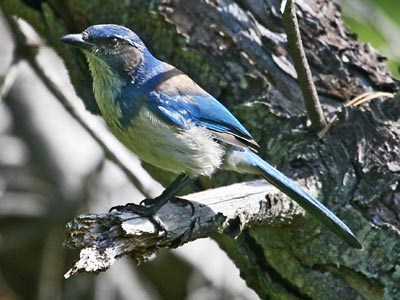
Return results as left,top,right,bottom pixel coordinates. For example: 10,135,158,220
61,24,149,75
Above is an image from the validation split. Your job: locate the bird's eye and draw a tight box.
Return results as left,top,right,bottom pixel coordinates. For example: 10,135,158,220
108,37,120,49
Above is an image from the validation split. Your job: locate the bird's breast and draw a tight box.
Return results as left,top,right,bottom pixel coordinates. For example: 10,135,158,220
107,106,225,177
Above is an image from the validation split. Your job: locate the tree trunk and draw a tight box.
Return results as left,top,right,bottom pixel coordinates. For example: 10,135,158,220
2,0,399,298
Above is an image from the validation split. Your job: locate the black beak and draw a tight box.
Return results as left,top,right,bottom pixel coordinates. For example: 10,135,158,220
60,33,94,51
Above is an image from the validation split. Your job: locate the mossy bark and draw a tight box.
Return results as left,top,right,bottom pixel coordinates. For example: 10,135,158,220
2,0,399,298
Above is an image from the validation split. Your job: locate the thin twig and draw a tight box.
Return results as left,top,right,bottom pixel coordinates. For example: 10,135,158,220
0,58,20,101
318,91,394,139
4,16,154,198
346,91,394,107
282,0,327,132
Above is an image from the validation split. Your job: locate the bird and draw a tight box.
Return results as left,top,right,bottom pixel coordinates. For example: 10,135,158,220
60,24,362,249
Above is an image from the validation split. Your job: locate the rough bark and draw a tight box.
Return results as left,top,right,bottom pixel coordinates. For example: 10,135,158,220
2,0,399,299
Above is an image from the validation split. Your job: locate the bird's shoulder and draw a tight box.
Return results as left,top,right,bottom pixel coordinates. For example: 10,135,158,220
144,63,259,151
151,63,204,97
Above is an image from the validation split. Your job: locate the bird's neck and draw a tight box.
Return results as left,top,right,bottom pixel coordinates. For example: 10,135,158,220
85,51,164,128
127,52,164,87
86,54,125,127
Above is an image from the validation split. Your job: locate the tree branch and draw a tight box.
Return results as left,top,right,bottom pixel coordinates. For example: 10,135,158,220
0,58,20,102
282,0,327,132
64,180,303,278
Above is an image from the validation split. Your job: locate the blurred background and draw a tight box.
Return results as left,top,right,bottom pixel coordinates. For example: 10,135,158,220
0,0,399,299
338,0,400,78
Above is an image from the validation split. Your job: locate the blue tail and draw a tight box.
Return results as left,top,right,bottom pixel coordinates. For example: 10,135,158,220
246,151,362,249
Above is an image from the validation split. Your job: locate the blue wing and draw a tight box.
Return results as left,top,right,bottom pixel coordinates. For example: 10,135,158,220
144,66,259,150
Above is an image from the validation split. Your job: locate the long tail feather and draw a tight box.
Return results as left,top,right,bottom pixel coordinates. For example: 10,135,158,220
248,152,362,249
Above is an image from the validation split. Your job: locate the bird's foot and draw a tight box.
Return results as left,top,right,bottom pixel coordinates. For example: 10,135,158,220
109,201,159,217
109,201,167,232
109,191,196,234
139,197,195,216
138,197,161,207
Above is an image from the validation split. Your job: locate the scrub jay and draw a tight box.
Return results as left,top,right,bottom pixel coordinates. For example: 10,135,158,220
61,24,361,248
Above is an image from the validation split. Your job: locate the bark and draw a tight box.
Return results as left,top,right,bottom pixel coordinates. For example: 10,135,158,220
64,181,298,277
2,0,399,299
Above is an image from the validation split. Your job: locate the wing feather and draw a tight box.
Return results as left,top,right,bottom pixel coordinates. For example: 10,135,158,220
143,65,259,151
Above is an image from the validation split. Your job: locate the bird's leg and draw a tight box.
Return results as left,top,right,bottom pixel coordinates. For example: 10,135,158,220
140,174,193,211
110,174,192,217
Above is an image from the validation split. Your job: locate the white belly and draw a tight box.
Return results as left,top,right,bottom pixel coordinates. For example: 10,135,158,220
110,107,224,177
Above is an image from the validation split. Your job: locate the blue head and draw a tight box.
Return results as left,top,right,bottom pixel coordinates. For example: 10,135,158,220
61,24,162,128
61,24,153,76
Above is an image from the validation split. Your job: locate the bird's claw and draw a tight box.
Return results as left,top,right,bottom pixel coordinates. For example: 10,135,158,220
171,197,195,216
108,196,195,234
137,197,195,216
109,202,167,232
139,198,157,207
109,202,158,217
109,204,127,213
